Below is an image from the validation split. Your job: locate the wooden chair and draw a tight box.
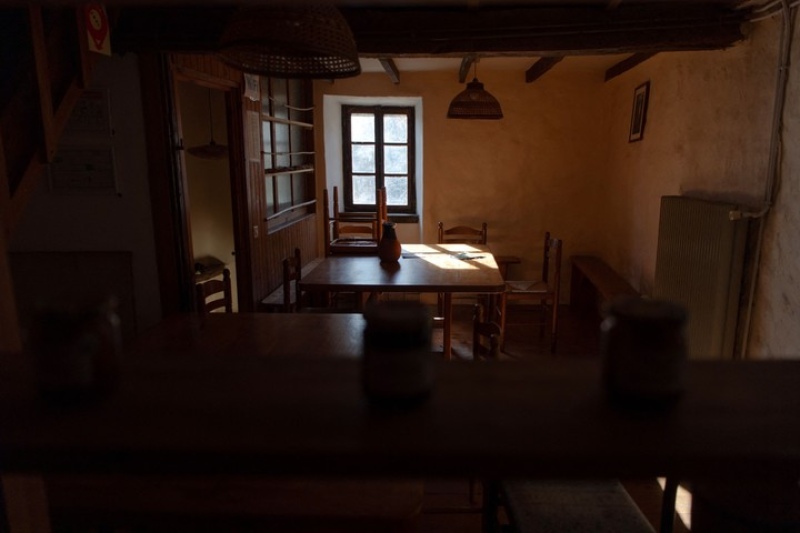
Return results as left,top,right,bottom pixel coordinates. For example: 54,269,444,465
499,232,562,354
436,221,489,316
437,221,487,245
324,186,387,256
195,268,232,316
282,248,303,312
282,248,359,312
472,302,501,361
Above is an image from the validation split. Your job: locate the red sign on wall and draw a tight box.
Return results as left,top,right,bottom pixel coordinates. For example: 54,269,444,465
84,3,111,56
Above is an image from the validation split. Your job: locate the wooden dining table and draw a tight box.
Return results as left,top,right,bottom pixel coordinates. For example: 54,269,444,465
299,243,507,358
0,312,799,484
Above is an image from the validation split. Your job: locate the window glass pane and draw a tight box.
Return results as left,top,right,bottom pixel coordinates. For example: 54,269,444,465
262,122,275,169
351,113,375,142
265,176,275,213
384,146,408,174
270,78,289,121
352,175,376,204
261,122,272,154
293,172,309,204
351,144,375,173
384,114,407,143
385,176,408,206
277,173,292,211
290,123,304,162
274,122,290,169
287,79,311,123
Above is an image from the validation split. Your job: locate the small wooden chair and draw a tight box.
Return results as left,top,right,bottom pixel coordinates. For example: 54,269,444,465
499,232,562,354
324,187,387,256
437,221,487,245
282,248,303,312
436,221,489,316
283,248,358,312
472,303,501,361
195,268,232,316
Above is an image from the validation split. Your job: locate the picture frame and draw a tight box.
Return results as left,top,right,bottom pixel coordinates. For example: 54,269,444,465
48,146,118,194
629,81,650,143
63,88,112,138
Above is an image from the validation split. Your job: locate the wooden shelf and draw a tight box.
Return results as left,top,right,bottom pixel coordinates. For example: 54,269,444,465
264,166,314,177
260,114,313,129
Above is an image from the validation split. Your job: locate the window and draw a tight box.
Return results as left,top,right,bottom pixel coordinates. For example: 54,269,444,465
342,105,416,214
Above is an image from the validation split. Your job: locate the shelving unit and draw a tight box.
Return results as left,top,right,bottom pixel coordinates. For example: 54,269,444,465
260,78,316,231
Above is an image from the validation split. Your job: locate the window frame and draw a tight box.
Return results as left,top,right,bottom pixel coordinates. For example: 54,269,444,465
341,105,416,215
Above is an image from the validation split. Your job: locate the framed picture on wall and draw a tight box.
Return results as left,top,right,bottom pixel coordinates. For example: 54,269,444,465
48,146,118,194
629,81,650,142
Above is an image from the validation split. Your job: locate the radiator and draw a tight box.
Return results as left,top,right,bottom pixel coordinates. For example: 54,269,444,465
652,196,749,360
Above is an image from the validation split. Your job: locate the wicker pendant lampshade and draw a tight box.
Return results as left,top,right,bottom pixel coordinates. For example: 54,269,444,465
447,78,504,119
217,3,361,79
447,62,503,120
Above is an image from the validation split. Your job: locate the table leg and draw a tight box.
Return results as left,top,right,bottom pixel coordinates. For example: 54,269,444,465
443,293,452,360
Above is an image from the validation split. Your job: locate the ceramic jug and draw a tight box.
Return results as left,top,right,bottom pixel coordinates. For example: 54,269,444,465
378,221,402,262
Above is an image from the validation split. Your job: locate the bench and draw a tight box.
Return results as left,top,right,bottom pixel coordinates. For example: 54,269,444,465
570,255,639,315
259,257,324,312
497,479,657,533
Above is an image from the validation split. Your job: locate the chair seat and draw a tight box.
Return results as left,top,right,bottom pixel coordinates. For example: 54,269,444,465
502,479,655,533
506,280,549,293
329,239,379,254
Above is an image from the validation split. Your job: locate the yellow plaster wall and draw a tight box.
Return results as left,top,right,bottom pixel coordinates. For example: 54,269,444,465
598,16,800,359
749,14,800,358
598,19,777,297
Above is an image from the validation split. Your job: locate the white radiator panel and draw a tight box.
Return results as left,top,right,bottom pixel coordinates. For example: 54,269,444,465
653,196,749,360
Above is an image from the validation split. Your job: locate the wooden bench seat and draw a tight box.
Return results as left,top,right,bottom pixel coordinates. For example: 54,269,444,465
500,479,656,533
259,257,323,312
570,255,639,315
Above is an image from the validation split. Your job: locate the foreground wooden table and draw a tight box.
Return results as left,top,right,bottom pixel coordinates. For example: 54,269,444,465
0,313,798,482
300,243,506,358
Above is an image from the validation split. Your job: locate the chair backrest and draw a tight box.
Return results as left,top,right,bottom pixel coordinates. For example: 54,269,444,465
195,268,232,316
282,248,302,312
438,222,488,244
376,186,387,239
542,231,562,285
541,231,552,282
323,186,388,256
543,233,563,300
472,303,501,360
335,221,377,240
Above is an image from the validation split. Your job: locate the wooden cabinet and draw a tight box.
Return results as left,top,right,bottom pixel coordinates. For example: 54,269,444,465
261,78,315,232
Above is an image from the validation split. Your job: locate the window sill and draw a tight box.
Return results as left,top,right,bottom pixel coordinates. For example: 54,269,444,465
387,213,419,224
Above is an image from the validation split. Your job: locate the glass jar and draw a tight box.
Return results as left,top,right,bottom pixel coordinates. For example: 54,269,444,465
601,296,687,409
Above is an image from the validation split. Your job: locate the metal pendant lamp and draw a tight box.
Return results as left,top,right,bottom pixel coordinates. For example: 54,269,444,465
187,89,229,160
217,2,361,79
447,61,503,120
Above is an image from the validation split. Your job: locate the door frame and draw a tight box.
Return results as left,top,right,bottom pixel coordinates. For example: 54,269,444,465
140,53,253,316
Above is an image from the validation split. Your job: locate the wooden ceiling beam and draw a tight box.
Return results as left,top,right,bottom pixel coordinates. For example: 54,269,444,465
111,5,747,57
525,56,563,83
378,57,400,84
604,52,657,81
344,5,746,57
